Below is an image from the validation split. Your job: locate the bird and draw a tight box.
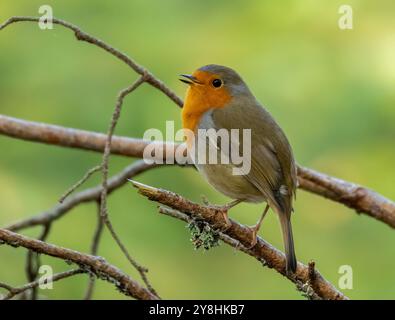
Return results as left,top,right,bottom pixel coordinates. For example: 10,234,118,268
179,64,298,273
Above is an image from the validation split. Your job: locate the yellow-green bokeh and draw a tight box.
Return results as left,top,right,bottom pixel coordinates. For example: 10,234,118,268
0,0,394,299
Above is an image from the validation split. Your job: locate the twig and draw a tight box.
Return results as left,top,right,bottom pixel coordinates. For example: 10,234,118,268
97,76,157,296
297,260,321,300
1,16,161,297
1,269,84,300
24,223,52,300
1,115,393,228
0,16,183,107
131,180,348,300
59,165,102,203
308,261,317,285
0,282,14,292
84,200,104,300
0,228,159,300
4,160,159,231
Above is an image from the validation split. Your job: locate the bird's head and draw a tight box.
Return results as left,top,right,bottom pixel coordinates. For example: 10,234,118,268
180,64,251,131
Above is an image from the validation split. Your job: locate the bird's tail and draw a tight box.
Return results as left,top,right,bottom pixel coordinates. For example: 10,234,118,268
278,212,297,274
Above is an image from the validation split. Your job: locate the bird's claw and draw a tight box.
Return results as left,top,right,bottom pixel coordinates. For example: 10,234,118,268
219,208,232,230
245,225,259,249
200,197,239,231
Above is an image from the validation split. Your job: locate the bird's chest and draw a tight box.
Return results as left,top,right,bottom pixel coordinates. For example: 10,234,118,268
197,109,216,131
189,111,264,203
191,110,221,162
190,110,229,171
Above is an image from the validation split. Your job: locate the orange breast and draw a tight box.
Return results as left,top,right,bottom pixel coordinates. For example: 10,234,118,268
181,71,232,135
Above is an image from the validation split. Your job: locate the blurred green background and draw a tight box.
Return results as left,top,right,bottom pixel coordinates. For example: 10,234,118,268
0,0,394,299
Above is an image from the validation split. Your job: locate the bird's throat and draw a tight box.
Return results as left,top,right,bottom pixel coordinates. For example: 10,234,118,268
181,85,231,133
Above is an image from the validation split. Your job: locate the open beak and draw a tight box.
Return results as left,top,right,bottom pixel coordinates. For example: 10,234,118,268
179,74,201,85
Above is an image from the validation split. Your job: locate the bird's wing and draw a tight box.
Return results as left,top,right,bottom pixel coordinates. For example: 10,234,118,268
211,97,297,216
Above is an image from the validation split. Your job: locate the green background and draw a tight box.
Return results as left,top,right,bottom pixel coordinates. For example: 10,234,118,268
0,1,394,299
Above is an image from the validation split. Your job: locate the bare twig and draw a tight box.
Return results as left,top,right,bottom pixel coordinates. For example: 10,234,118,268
24,223,52,300
0,228,159,300
59,165,102,203
308,261,317,285
0,282,14,292
4,160,159,231
131,181,348,300
1,269,84,300
84,200,104,300
0,16,183,107
97,76,157,296
1,114,393,228
294,260,321,300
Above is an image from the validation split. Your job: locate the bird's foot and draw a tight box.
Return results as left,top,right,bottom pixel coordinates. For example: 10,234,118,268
245,204,270,249
218,208,232,230
210,204,232,231
212,199,244,212
200,197,243,231
246,224,260,249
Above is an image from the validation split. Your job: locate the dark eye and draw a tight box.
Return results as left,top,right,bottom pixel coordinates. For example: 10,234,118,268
212,78,223,88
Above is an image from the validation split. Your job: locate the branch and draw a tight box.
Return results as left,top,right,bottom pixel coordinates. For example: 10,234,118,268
59,165,102,203
130,180,347,300
158,206,322,300
0,269,84,300
0,228,159,300
25,223,52,300
83,200,104,300
297,166,395,228
1,114,393,228
0,16,183,107
4,160,159,231
97,76,158,295
0,114,170,158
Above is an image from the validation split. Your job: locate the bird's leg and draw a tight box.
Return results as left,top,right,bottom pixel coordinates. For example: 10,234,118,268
222,198,244,211
217,199,244,229
201,197,243,229
247,204,270,249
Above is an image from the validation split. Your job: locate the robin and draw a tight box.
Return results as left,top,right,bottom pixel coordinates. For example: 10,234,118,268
180,65,298,273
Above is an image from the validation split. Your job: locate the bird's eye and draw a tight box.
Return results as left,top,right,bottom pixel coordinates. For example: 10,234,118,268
212,78,223,88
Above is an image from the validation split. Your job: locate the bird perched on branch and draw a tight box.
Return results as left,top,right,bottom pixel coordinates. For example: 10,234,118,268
180,65,298,273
